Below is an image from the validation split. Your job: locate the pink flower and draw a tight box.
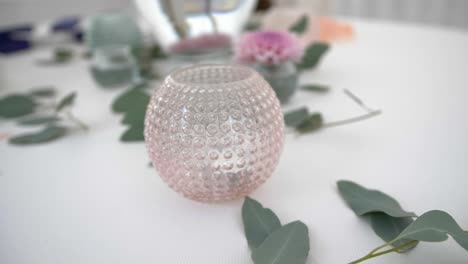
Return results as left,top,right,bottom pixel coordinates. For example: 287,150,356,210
235,31,304,65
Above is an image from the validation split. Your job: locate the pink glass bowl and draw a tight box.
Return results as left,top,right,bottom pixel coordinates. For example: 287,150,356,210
144,64,284,202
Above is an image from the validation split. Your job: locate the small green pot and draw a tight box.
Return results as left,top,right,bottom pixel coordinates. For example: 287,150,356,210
254,62,298,103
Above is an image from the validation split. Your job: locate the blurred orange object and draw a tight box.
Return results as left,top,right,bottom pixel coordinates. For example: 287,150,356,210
317,17,354,42
262,8,355,44
0,133,11,141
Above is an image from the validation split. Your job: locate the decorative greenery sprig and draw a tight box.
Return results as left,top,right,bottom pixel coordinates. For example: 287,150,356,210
244,21,262,31
337,180,468,263
288,15,330,71
289,15,308,34
241,182,467,264
242,197,310,264
37,47,75,65
0,87,87,145
297,43,329,70
301,84,330,93
111,83,150,142
337,180,418,253
284,89,382,134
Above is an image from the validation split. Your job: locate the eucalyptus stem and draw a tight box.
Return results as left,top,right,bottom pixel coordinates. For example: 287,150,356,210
349,240,418,264
343,89,374,113
65,111,88,131
323,110,382,128
367,240,393,256
322,89,382,128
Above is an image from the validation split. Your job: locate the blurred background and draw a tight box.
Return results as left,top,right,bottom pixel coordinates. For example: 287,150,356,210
1,0,467,29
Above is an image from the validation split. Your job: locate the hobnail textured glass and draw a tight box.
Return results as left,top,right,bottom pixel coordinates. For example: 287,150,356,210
144,64,284,202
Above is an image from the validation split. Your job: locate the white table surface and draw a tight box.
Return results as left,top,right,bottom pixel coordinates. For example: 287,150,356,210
1,20,468,264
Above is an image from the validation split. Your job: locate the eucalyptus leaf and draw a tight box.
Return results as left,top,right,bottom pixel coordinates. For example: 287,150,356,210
296,113,323,133
120,124,144,142
245,21,261,31
112,88,150,113
298,43,330,70
56,92,76,112
0,95,36,118
242,197,282,249
394,210,468,250
370,212,418,252
337,180,416,218
30,87,56,97
301,84,330,93
9,125,66,145
284,107,309,127
251,221,309,264
149,45,167,59
121,109,146,125
18,115,60,126
289,15,308,34
54,48,74,63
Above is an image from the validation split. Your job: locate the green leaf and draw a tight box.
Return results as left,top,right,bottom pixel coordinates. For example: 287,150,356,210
242,197,282,249
121,109,146,125
149,45,167,59
18,115,60,126
30,86,56,97
54,47,73,63
0,95,36,118
284,107,309,127
9,125,67,145
245,21,261,31
114,88,149,142
112,88,150,113
394,210,468,250
370,213,418,252
296,113,323,133
251,221,309,264
56,92,76,112
120,124,144,142
298,43,330,70
337,180,416,218
301,84,330,93
289,15,308,34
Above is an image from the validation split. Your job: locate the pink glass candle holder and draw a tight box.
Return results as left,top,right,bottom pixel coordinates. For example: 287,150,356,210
144,64,284,202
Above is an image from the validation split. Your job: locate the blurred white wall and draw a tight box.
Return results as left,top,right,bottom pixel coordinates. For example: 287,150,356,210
276,0,468,29
333,0,468,29
274,0,331,15
0,0,132,27
2,0,468,29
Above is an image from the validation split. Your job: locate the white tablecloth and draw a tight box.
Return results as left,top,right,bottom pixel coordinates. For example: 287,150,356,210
1,20,468,264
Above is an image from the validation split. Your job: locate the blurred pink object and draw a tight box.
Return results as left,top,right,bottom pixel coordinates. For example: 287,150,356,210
235,31,304,65
262,8,355,44
169,33,232,53
144,64,284,202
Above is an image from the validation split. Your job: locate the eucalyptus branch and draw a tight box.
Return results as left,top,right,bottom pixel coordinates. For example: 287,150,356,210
64,110,88,131
343,89,374,112
323,110,382,128
349,240,418,264
322,89,382,128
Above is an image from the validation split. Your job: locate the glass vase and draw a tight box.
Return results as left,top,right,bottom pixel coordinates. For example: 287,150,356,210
90,45,138,88
254,62,298,103
144,64,284,202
